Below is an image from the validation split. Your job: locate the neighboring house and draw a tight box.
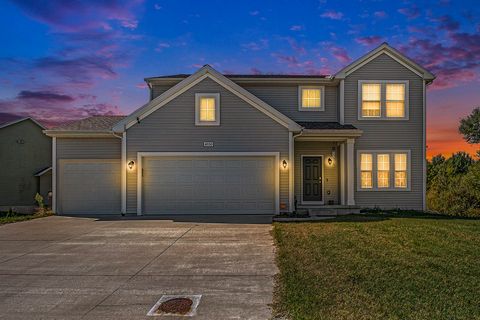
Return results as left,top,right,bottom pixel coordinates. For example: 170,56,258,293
0,117,52,212
44,43,435,215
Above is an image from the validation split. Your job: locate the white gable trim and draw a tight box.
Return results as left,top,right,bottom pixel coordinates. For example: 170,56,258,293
335,43,435,81
113,65,302,132
349,51,422,78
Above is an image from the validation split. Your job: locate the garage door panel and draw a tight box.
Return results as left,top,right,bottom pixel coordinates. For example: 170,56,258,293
59,160,120,215
143,156,276,214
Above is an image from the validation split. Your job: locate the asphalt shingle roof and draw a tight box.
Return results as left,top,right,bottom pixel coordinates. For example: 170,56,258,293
146,74,330,80
52,115,126,131
297,122,357,130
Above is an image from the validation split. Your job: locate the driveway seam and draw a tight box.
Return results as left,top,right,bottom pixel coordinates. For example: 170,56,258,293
80,224,197,319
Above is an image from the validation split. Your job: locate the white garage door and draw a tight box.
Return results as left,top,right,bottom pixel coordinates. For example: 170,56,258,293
142,156,276,214
59,160,121,214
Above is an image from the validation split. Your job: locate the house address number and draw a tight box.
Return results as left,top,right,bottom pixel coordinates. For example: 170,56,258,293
203,141,214,147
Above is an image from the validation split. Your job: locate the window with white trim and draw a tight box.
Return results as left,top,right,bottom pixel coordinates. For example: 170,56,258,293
358,81,408,120
395,153,407,188
377,154,390,188
361,83,381,117
298,86,324,111
358,151,410,191
195,93,220,126
360,153,373,189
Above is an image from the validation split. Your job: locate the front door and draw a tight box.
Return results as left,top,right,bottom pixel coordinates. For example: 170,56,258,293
303,156,323,202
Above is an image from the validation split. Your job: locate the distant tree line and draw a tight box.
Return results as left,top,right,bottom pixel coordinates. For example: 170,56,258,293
427,107,480,217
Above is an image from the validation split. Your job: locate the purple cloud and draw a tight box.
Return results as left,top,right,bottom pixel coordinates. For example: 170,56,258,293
398,6,420,19
320,10,344,20
374,11,387,18
17,90,75,102
330,46,351,63
0,95,123,128
400,30,480,89
155,42,171,52
290,25,304,31
285,37,306,55
10,0,143,33
34,56,118,86
241,39,269,51
437,15,460,32
0,113,24,126
355,36,383,46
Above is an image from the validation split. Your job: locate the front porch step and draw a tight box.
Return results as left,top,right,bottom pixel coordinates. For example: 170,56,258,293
298,205,361,216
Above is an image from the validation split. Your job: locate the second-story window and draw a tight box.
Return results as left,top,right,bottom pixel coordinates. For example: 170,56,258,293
358,81,409,120
195,93,220,126
386,83,406,118
361,83,381,117
298,86,324,111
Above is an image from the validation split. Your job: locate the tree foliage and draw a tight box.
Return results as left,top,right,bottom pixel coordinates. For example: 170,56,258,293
459,107,480,144
427,152,480,217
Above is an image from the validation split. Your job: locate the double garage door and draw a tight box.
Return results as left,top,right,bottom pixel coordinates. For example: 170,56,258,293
58,156,276,215
142,156,277,214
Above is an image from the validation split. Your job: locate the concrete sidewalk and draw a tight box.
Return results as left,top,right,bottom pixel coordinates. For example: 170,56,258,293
0,215,277,319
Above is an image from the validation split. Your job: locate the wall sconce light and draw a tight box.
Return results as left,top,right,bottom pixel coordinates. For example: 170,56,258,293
326,156,335,167
282,159,288,169
127,160,135,170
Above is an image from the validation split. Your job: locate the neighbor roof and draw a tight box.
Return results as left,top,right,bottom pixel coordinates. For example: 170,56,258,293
51,115,126,131
0,117,46,130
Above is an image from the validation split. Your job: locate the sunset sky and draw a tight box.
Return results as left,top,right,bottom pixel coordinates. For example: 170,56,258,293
0,0,479,158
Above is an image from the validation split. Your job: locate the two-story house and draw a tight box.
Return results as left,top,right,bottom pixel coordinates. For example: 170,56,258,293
44,43,435,215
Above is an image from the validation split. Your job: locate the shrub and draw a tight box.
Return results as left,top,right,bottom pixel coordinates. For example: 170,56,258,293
34,193,44,209
427,159,480,217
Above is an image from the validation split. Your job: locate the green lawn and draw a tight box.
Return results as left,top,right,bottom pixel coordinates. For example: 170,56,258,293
0,210,52,225
273,214,480,320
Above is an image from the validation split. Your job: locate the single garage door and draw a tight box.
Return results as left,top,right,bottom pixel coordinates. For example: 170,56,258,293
142,156,276,214
59,159,121,214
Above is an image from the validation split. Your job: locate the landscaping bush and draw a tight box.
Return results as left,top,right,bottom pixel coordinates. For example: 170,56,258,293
427,152,480,217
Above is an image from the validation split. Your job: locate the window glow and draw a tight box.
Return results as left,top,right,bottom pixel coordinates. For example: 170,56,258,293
302,88,321,108
395,153,407,188
386,83,405,117
361,83,381,117
360,153,373,188
199,97,216,121
377,154,390,188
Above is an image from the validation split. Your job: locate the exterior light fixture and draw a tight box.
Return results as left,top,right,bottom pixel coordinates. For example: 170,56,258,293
326,156,335,167
128,160,135,170
282,160,288,169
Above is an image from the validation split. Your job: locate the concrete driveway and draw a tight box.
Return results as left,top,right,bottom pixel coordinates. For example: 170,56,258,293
0,215,277,319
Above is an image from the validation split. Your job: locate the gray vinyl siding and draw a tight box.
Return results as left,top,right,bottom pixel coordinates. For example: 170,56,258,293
56,138,121,160
344,53,424,210
126,77,290,213
151,85,176,100
0,120,51,206
294,141,339,206
152,83,339,122
243,84,338,122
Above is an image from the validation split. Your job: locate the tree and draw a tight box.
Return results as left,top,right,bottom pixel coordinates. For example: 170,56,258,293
447,152,473,175
459,107,480,144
